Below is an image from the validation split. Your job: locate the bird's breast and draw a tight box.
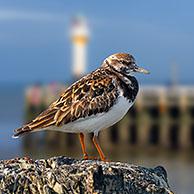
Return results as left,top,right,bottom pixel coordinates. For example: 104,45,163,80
118,75,139,102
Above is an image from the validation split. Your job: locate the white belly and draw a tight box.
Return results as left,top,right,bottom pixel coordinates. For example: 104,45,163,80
47,96,133,135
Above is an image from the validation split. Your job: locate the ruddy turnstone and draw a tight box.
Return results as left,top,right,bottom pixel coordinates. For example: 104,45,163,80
13,53,149,161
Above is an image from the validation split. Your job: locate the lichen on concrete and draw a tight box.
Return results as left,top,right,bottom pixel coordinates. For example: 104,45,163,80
0,156,174,194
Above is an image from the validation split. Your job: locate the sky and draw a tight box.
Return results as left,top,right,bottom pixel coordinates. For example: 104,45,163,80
0,0,194,85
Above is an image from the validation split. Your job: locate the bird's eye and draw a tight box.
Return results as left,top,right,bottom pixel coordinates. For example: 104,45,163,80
120,60,125,63
121,67,130,74
120,60,128,65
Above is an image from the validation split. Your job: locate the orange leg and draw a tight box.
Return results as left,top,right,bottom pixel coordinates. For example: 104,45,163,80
92,135,106,161
79,133,88,160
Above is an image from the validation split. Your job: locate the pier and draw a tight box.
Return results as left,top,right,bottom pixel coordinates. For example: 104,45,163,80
23,84,194,155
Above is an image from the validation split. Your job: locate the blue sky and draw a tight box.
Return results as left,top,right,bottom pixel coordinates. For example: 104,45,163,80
0,0,194,84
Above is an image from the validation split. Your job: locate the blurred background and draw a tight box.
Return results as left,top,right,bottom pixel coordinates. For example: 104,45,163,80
0,0,194,193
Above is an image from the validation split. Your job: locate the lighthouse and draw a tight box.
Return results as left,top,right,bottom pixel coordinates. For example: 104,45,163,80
71,16,89,79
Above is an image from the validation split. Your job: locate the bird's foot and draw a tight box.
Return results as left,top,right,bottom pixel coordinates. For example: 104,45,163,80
83,156,110,162
100,157,110,162
83,154,98,160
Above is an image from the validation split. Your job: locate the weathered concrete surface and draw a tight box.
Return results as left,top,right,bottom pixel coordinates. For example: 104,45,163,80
0,156,174,194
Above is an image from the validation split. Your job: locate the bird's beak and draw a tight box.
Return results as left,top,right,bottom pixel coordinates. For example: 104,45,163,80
134,65,150,74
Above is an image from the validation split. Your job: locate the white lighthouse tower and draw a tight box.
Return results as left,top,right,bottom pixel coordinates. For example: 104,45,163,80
71,16,89,79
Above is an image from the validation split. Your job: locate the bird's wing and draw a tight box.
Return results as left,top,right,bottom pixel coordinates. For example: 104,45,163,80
13,70,119,137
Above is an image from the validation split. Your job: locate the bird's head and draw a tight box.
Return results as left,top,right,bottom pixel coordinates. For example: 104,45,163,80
103,53,150,75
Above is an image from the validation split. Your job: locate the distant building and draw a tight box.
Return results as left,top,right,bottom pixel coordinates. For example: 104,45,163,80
70,16,89,79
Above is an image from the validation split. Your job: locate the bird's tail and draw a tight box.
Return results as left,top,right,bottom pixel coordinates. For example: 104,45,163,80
12,125,32,138
12,119,52,138
13,107,57,138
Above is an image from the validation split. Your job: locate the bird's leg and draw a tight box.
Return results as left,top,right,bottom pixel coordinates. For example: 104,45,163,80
79,133,88,160
92,135,106,161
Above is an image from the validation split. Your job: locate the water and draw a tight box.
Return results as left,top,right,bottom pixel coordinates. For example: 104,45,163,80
0,84,24,159
0,84,194,193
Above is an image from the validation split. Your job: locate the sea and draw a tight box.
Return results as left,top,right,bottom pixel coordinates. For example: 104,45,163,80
0,83,193,194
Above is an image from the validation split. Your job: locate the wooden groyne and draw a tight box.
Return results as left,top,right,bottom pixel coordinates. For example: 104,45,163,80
24,84,194,151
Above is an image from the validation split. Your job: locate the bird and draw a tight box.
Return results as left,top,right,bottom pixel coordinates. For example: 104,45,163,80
13,53,149,161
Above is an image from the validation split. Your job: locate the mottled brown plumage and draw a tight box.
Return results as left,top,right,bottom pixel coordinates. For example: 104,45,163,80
13,52,149,161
